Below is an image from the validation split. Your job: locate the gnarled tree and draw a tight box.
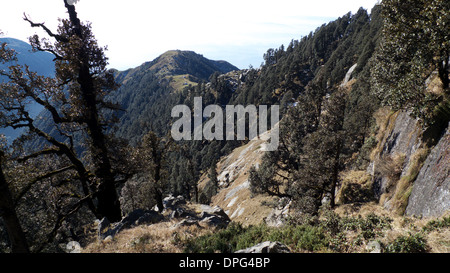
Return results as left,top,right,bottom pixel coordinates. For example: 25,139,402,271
22,0,123,221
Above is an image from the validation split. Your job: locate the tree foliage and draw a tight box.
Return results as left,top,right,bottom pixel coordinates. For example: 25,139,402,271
0,1,131,252
371,0,450,124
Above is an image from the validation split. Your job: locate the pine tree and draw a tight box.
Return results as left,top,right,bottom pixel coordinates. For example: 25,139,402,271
207,158,219,196
291,91,347,212
132,131,171,212
249,83,325,198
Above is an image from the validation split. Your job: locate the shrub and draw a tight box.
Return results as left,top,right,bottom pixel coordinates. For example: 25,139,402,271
386,233,428,253
293,225,327,251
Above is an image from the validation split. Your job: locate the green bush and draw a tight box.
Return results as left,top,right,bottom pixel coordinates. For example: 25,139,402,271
386,233,428,253
183,222,328,253
183,223,246,253
294,226,327,251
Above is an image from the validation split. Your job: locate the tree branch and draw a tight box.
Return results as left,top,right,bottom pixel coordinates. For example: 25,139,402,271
14,165,76,205
23,14,68,43
17,148,63,163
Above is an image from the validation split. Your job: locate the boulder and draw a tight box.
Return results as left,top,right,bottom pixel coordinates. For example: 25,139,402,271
174,218,201,228
169,207,189,219
366,241,382,253
134,210,164,226
172,205,231,229
235,241,291,253
200,215,229,228
66,241,81,253
199,205,230,221
163,195,186,210
198,205,231,228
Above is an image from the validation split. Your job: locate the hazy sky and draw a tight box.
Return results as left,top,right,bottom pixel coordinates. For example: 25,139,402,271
0,0,380,70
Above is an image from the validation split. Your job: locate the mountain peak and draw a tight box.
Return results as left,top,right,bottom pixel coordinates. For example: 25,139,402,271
150,49,237,79
116,49,238,86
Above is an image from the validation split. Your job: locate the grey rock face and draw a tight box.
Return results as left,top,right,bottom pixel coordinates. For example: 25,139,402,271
406,123,450,218
199,205,230,221
173,205,231,229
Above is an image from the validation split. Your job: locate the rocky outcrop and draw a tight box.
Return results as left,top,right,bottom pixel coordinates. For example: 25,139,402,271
405,123,450,217
370,111,422,200
204,133,279,225
173,204,231,229
97,209,164,240
97,199,231,241
235,241,291,253
264,197,291,227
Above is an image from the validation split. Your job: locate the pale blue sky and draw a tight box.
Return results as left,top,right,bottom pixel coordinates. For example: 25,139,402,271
0,0,380,70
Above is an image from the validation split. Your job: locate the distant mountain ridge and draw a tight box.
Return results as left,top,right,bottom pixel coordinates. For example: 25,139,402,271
0,37,55,142
24,49,238,149
0,37,55,78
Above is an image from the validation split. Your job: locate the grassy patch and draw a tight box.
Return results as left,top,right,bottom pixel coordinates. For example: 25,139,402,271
370,108,397,162
337,170,374,204
423,216,450,232
167,74,198,92
390,148,430,215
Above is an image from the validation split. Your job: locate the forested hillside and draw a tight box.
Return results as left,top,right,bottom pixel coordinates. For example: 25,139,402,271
0,0,448,254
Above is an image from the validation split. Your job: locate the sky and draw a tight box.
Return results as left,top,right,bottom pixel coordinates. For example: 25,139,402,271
0,0,380,70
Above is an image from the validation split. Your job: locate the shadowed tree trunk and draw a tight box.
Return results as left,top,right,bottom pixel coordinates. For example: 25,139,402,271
0,151,29,253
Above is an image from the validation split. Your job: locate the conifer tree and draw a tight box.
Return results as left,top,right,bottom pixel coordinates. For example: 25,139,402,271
291,91,347,212
207,158,219,196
